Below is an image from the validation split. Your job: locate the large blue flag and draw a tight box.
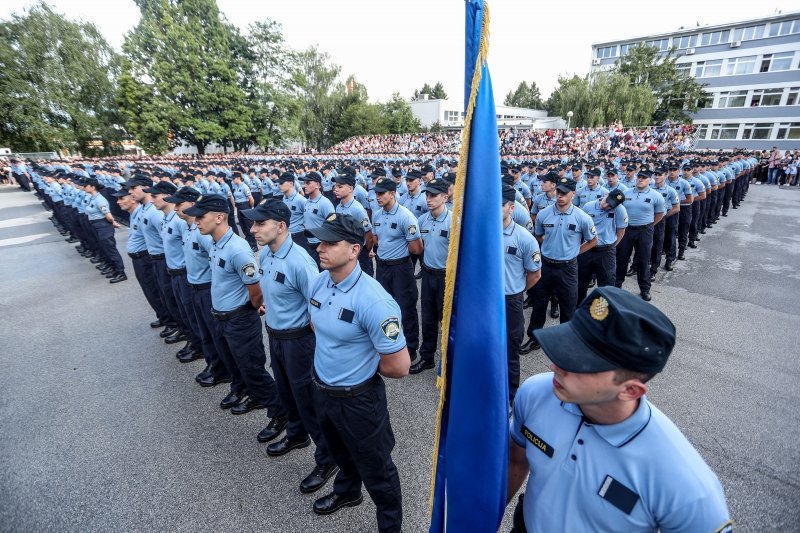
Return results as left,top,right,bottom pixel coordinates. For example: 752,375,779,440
429,1,508,531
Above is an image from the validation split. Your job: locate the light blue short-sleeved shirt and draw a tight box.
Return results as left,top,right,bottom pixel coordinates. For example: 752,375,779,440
372,202,420,260
418,208,452,270
580,200,628,246
534,204,597,261
140,202,165,255
127,205,148,253
282,191,307,233
161,210,188,269
309,266,406,386
85,192,110,221
512,201,534,233
688,176,706,196
667,177,693,205
512,373,732,533
304,194,336,245
260,236,318,330
503,221,541,295
573,185,608,208
514,180,532,201
401,190,429,220
354,184,370,210
336,197,372,233
209,228,261,312
654,183,680,212
530,192,556,216
623,187,666,225
232,182,251,204
183,223,213,284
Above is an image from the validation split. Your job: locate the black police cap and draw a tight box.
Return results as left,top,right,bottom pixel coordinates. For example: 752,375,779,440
405,169,422,181
144,180,178,195
421,164,435,174
183,194,230,216
112,187,131,198
501,184,517,203
534,286,676,374
306,213,365,245
556,177,577,193
606,188,626,208
164,186,202,204
425,179,449,195
542,171,560,184
371,167,387,178
277,172,296,184
606,168,619,176
333,173,355,187
303,171,322,183
124,175,153,188
241,199,291,225
374,178,397,193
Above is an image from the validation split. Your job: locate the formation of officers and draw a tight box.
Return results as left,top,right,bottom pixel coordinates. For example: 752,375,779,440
20,148,754,532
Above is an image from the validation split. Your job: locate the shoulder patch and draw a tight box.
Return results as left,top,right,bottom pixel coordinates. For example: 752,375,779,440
533,251,541,263
408,225,417,235
380,317,401,342
242,263,256,278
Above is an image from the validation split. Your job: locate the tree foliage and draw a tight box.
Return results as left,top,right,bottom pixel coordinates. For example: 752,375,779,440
0,1,123,154
504,81,543,109
413,81,448,100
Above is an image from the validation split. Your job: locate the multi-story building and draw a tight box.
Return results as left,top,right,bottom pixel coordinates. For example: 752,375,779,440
591,12,800,150
407,95,566,130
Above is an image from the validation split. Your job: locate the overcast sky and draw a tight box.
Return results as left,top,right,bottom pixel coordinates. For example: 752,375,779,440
5,0,798,103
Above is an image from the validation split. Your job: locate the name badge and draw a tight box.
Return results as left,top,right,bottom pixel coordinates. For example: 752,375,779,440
543,223,554,228
338,308,355,323
274,271,286,284
506,246,518,255
598,475,639,515
310,298,321,308
440,230,449,238
520,424,554,458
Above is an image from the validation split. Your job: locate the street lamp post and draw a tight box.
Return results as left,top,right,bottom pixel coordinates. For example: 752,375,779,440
567,111,573,130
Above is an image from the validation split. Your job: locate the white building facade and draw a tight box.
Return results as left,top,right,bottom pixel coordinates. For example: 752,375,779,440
591,12,800,150
408,96,566,130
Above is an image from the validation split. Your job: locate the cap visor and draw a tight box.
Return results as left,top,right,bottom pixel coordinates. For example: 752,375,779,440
111,190,130,197
306,226,345,242
533,322,620,373
182,206,207,217
555,185,572,193
163,195,183,203
143,187,159,194
240,208,265,221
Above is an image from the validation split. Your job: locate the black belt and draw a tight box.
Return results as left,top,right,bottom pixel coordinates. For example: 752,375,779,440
377,257,410,266
680,204,692,208
89,219,108,224
190,282,211,291
628,223,652,230
505,291,524,301
421,264,446,275
267,324,313,340
128,250,149,259
167,267,187,276
211,304,255,321
150,253,165,260
593,244,615,251
235,201,250,208
312,372,379,398
542,256,576,266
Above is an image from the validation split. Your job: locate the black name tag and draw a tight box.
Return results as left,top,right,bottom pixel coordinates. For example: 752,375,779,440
416,206,422,211
338,308,355,323
143,218,148,225
543,223,554,228
520,425,553,458
291,205,296,210
312,208,318,214
568,223,577,231
440,230,449,238
645,198,651,203
310,298,321,308
608,212,615,218
421,229,430,234
218,258,226,268
506,246,518,255
390,222,397,229
598,475,639,515
192,242,199,250
167,228,173,234
274,271,286,284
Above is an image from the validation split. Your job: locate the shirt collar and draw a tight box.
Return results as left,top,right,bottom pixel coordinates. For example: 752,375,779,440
383,202,399,215
214,228,234,248
326,264,362,293
561,397,652,448
433,208,449,222
503,219,516,236
268,235,294,259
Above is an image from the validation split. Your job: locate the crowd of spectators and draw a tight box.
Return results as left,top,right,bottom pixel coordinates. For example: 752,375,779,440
327,132,461,154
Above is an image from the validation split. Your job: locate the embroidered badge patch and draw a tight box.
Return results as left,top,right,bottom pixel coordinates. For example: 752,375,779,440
590,296,610,321
380,318,401,342
242,263,256,278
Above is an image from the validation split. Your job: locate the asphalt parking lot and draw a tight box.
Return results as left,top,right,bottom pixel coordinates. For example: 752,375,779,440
1,183,798,532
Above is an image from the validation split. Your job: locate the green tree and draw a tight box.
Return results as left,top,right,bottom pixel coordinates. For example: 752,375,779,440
294,46,342,150
381,93,422,134
615,44,708,122
0,2,124,154
504,81,543,109
120,0,252,154
414,81,448,100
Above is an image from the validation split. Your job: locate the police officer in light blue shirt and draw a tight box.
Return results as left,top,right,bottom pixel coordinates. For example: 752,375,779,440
577,189,627,302
334,172,375,276
615,170,665,301
651,167,680,275
411,179,452,375
501,185,541,403
522,177,597,355
508,287,732,533
687,165,707,249
241,199,336,493
306,213,409,529
604,167,627,192
301,171,335,266
573,168,608,207
82,177,127,282
666,163,694,261
187,194,287,431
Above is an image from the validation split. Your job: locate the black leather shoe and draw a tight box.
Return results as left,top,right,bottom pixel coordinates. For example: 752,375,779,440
313,492,364,516
66,237,78,243
650,273,656,283
519,338,540,354
105,271,118,279
687,241,697,249
160,327,177,338
96,262,110,270
677,250,686,260
699,229,706,234
641,291,652,302
522,297,533,309
178,351,203,363
195,364,211,382
220,391,242,409
300,464,339,494
199,375,231,388
664,261,674,271
409,359,435,374
176,342,193,357
164,331,188,344
256,416,288,442
549,304,559,319
230,396,265,415
150,319,166,328
625,266,636,277
267,435,311,457
90,256,103,264
110,273,128,283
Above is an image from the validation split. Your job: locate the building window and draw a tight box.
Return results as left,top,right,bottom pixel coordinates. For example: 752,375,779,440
776,123,800,139
674,34,697,49
700,30,730,46
718,90,748,108
750,88,784,107
760,52,794,72
768,19,800,37
709,124,739,140
742,124,773,140
733,24,765,41
444,110,461,123
695,59,723,77
695,125,708,139
676,63,691,78
725,55,756,75
645,38,669,51
619,43,635,57
597,46,616,59
787,87,800,106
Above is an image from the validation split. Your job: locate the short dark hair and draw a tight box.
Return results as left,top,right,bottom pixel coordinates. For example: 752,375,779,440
613,369,655,385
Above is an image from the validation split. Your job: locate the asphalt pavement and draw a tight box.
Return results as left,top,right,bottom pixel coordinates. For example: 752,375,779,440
1,182,798,532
